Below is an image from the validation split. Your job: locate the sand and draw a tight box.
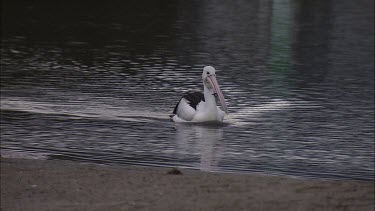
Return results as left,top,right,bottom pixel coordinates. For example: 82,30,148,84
1,158,374,211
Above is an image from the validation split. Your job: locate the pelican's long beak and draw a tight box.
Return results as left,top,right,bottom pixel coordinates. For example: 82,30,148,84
207,75,228,114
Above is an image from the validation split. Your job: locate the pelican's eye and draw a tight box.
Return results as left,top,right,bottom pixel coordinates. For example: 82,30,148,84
207,72,210,75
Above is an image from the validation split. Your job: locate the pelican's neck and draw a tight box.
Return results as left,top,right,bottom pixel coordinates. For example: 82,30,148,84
203,84,217,107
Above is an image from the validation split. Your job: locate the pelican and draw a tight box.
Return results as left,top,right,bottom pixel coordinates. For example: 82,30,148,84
171,66,228,123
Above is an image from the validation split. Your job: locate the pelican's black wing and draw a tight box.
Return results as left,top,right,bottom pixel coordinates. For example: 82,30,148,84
173,92,205,114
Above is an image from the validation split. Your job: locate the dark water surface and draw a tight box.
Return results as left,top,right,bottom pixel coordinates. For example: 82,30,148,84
1,0,374,180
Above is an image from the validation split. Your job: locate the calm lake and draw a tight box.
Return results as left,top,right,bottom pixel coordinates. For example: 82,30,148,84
1,0,374,181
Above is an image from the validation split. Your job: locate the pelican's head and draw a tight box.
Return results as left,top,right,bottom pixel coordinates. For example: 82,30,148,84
202,66,228,114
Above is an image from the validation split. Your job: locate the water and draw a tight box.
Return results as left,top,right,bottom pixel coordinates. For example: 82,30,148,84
1,0,374,181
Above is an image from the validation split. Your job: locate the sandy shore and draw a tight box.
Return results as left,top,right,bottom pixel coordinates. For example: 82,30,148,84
1,158,374,211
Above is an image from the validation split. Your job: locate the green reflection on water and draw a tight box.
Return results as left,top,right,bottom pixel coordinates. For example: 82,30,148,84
268,0,294,95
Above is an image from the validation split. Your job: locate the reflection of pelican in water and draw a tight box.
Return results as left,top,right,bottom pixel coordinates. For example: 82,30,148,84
171,66,228,123
175,124,224,172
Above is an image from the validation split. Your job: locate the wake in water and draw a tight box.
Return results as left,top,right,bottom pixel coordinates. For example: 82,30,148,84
1,96,314,127
0,97,170,123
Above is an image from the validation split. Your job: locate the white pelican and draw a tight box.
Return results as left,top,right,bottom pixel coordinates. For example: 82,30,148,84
171,66,228,122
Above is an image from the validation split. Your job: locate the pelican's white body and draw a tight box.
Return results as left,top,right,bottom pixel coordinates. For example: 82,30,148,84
172,87,226,123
